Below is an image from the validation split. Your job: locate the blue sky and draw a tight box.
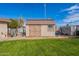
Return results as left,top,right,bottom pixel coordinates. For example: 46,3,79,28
0,3,79,27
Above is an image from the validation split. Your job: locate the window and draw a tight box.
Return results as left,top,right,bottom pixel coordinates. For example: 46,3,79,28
48,25,53,31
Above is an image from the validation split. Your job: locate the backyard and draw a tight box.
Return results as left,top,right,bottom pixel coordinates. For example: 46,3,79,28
0,38,79,56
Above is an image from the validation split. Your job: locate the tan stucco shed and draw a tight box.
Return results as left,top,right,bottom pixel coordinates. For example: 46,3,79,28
26,19,56,37
0,18,10,38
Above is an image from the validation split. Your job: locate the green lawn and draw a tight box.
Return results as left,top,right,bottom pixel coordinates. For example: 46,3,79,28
0,38,79,56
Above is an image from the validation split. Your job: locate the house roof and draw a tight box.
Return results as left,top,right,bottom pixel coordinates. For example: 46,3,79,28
0,18,11,23
26,18,55,25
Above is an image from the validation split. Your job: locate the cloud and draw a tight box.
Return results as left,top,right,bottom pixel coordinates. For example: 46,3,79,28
63,13,79,22
62,4,79,25
62,4,79,12
68,10,76,14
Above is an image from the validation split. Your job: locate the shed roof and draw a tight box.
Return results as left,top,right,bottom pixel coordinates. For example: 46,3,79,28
26,19,55,25
0,18,11,23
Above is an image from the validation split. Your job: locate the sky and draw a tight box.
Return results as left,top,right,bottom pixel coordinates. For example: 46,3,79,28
0,3,79,27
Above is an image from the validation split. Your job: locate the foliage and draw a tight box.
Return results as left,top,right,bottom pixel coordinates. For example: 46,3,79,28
18,17,24,27
8,19,18,28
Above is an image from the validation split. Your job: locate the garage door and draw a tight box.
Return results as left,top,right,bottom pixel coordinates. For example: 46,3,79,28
29,25,41,37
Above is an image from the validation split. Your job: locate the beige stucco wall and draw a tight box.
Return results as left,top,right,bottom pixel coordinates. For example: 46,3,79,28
0,23,7,37
26,25,55,37
26,25,30,36
41,25,55,36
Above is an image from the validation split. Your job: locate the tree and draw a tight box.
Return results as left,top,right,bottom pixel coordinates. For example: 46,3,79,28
8,19,18,28
8,19,18,37
18,16,24,28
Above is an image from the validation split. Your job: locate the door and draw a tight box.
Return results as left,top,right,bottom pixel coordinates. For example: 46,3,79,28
29,25,41,37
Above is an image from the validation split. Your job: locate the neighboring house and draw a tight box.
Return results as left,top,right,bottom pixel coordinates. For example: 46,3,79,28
60,25,71,35
17,26,26,37
0,19,10,38
70,25,79,36
60,24,79,36
26,19,55,37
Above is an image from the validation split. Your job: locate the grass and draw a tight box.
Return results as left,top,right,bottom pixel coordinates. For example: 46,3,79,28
0,38,79,56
